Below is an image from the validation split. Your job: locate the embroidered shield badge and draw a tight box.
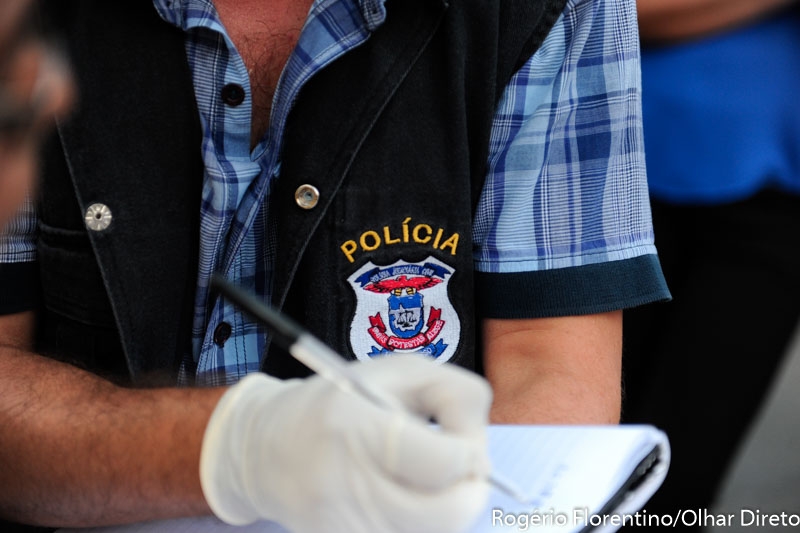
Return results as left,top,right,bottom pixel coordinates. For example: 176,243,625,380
347,256,460,363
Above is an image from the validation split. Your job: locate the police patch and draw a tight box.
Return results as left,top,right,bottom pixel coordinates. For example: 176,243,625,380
347,256,460,363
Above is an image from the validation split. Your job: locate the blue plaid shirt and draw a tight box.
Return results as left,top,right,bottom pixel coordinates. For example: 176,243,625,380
0,0,656,386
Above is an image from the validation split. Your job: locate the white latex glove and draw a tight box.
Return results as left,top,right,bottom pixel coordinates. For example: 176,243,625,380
200,354,492,533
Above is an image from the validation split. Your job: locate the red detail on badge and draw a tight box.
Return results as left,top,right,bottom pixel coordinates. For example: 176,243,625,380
367,308,445,351
364,275,442,294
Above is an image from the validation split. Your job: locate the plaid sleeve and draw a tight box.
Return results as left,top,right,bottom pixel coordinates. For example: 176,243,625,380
472,0,669,317
0,197,39,314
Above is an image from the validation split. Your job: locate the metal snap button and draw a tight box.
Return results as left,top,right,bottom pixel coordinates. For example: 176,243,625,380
84,203,113,231
294,184,320,210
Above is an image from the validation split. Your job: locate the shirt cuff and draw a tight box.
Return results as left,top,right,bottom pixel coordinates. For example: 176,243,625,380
475,254,671,319
0,261,40,314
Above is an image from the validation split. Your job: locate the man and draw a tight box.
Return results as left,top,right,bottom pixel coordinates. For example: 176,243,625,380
0,3,492,533
0,0,669,530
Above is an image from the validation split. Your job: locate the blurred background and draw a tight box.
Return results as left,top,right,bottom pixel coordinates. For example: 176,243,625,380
709,325,800,532
621,3,800,531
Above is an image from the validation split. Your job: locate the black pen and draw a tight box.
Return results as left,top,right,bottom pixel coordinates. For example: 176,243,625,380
210,273,530,504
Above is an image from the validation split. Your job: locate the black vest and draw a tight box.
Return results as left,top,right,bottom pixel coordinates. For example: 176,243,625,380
35,0,567,385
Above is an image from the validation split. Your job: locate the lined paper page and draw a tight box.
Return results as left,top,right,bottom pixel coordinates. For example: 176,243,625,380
469,425,669,533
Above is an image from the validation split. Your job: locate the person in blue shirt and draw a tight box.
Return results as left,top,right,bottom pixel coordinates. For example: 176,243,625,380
623,1,800,528
0,0,668,531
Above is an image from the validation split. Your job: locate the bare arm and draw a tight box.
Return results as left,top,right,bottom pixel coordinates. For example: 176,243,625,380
483,311,622,424
0,311,35,350
637,0,797,43
0,314,224,528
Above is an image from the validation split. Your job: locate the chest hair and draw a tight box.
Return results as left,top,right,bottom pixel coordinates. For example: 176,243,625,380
214,0,313,149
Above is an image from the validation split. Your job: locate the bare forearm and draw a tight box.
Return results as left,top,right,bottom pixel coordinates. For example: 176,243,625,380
483,313,622,425
0,347,225,527
637,0,796,43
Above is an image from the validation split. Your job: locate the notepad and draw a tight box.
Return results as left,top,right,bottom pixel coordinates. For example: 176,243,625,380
57,424,669,533
475,425,669,533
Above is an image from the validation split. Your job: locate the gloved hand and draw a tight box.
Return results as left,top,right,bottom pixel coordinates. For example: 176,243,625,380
200,354,492,533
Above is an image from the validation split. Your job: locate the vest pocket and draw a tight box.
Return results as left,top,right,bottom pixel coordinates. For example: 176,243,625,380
37,221,116,328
